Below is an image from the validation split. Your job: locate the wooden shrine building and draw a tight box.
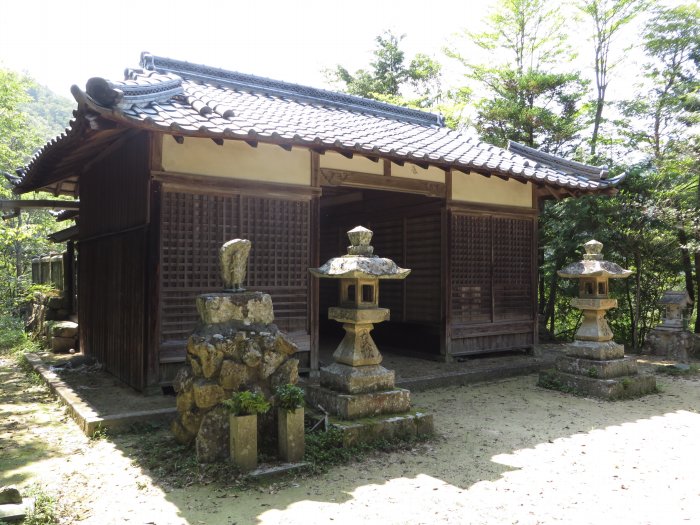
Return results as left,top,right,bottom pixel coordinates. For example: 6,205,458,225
13,53,624,392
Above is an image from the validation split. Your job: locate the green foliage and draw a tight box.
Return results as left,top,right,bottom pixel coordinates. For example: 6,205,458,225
274,384,305,410
327,30,443,109
222,391,271,416
24,485,58,525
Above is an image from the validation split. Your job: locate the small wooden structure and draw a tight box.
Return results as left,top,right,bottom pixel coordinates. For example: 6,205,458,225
12,54,624,392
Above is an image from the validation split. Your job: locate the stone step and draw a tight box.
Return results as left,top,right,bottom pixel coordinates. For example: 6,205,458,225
539,370,657,400
331,411,433,447
555,355,639,379
305,385,410,419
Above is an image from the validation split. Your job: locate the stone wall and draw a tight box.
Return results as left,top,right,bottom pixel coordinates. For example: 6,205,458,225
170,291,300,462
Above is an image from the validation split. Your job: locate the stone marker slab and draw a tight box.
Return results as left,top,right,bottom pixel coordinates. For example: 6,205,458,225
196,292,274,325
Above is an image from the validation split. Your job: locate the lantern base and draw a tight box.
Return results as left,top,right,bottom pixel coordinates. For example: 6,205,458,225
320,362,395,394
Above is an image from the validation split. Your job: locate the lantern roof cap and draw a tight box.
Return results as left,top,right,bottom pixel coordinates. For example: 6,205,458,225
557,240,632,279
309,226,411,280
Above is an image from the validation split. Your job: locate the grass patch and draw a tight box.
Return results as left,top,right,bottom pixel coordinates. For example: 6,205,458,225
655,364,700,377
24,485,59,525
304,427,430,473
537,369,583,396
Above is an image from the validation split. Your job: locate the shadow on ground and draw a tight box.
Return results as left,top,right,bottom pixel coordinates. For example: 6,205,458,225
104,361,700,524
0,356,69,485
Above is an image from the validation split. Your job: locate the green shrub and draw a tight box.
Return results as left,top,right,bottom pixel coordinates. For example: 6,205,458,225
275,384,305,410
221,391,271,416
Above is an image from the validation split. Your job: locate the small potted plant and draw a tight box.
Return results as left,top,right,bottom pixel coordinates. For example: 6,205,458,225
275,384,305,462
222,390,270,470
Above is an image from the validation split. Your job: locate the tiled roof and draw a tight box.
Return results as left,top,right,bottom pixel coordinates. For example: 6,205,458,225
14,53,625,195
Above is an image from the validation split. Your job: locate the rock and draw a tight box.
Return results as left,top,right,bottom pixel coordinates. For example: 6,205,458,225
173,366,193,394
274,332,299,356
196,292,274,325
271,358,299,390
195,406,230,462
50,320,78,338
0,486,21,505
171,418,195,446
260,348,286,378
219,360,249,390
176,388,196,413
187,341,224,379
51,336,76,353
192,379,225,409
241,339,262,367
180,408,204,435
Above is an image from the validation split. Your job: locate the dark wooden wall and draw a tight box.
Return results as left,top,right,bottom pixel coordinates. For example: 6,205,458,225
319,190,443,355
78,131,151,391
447,208,536,355
158,188,312,368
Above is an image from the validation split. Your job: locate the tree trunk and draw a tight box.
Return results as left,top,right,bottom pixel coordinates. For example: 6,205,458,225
678,229,695,313
694,250,700,334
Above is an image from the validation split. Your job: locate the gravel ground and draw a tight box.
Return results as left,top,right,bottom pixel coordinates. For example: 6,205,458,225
2,352,699,525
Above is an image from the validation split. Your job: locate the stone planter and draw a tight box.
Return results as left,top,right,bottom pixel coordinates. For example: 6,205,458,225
229,414,258,470
277,407,305,462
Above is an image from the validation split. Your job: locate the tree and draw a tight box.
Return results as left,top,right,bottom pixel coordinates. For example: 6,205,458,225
327,30,443,109
616,4,700,330
0,68,73,312
578,0,647,157
448,0,588,152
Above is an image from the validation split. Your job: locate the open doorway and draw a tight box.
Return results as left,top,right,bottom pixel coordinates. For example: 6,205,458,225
318,187,443,362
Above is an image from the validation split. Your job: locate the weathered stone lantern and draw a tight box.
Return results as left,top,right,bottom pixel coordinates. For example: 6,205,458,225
539,240,656,399
309,226,410,391
306,226,433,443
558,239,631,343
644,290,693,361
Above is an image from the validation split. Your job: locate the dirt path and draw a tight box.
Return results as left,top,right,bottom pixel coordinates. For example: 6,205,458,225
3,352,700,524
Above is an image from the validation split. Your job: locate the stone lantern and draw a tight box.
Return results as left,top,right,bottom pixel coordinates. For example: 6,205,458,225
644,290,693,361
558,239,631,343
539,240,656,399
306,226,433,442
309,226,410,392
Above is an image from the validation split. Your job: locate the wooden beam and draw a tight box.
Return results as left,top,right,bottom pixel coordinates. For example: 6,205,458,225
320,168,445,198
211,138,224,146
383,159,391,177
0,199,80,211
245,140,258,148
172,135,184,144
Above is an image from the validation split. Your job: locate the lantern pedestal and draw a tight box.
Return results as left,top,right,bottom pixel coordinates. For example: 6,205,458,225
307,226,434,443
539,240,656,400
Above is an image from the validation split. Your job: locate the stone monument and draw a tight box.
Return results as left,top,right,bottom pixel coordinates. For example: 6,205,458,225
539,240,656,399
171,239,301,462
644,290,693,362
306,226,433,444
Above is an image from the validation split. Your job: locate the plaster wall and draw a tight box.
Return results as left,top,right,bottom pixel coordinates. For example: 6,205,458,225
392,163,445,183
452,170,533,208
161,137,311,185
319,151,384,175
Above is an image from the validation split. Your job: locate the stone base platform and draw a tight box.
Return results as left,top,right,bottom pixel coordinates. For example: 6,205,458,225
320,362,395,394
305,385,410,419
331,411,434,447
555,355,639,379
643,328,692,362
539,369,657,400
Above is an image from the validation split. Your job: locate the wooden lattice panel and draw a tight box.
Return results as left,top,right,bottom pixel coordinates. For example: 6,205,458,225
371,218,404,318
160,190,310,344
405,214,441,323
492,217,533,321
451,214,492,324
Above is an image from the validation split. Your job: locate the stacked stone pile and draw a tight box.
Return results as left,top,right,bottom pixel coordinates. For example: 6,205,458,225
171,239,301,462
